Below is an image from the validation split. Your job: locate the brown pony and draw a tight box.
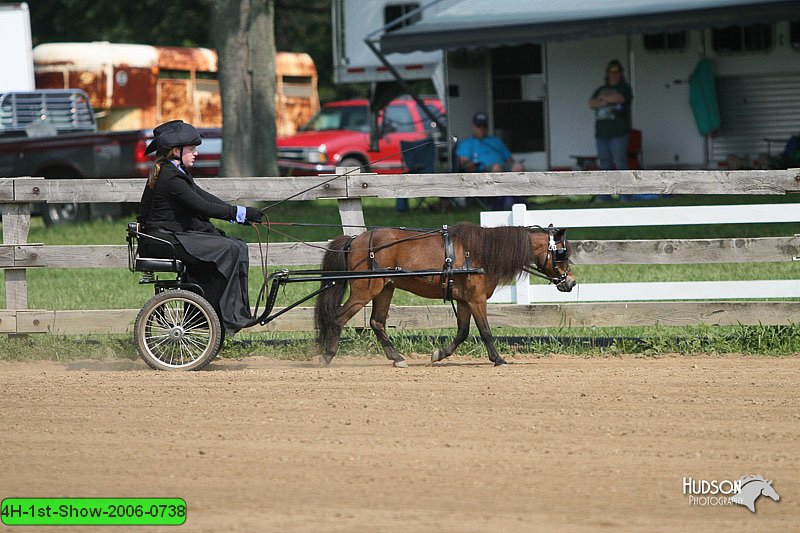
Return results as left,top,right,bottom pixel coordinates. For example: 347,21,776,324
314,223,576,367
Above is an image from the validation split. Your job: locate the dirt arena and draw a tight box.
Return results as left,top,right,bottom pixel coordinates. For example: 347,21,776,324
1,354,797,532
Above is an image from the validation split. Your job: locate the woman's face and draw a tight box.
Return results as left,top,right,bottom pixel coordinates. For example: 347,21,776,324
607,66,622,84
172,145,198,167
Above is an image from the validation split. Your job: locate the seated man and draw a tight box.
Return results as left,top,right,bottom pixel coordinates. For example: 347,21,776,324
456,112,525,210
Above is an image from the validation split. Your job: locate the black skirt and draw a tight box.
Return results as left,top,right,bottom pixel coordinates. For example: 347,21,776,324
140,228,252,335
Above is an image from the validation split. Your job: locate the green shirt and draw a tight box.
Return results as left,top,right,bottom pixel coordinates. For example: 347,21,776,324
592,81,633,138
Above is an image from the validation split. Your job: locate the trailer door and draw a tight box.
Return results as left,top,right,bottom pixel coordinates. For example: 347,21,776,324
712,72,800,166
491,44,547,170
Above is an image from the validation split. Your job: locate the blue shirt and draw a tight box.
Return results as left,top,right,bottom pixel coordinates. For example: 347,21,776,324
456,136,512,170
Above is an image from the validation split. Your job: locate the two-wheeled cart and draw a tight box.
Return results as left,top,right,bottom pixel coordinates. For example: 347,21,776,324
126,223,483,370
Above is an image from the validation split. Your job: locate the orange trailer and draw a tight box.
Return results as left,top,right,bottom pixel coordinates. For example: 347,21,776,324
33,42,319,136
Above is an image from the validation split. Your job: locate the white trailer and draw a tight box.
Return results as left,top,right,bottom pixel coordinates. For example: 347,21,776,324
332,0,447,98
0,3,34,92
378,0,800,171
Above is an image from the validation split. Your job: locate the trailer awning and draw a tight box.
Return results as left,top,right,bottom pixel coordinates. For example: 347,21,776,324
380,0,800,54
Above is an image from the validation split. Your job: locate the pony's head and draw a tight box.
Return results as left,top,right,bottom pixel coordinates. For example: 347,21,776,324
527,226,576,292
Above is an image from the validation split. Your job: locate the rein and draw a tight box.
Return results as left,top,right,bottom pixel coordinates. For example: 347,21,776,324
260,139,447,213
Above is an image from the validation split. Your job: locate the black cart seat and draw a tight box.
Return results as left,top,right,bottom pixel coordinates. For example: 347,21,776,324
134,257,183,273
126,222,184,274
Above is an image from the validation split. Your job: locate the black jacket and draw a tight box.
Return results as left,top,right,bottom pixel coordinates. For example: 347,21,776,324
138,161,235,232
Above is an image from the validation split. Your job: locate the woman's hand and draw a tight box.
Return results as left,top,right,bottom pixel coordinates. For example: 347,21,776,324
244,206,264,223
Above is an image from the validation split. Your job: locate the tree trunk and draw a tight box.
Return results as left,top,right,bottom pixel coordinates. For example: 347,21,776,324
211,0,278,178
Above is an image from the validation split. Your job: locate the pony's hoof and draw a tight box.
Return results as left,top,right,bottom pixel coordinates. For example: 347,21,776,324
431,349,442,363
393,360,408,368
493,359,507,367
319,355,333,367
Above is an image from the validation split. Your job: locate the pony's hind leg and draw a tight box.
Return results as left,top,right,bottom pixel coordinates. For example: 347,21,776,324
468,300,506,366
370,284,406,367
432,300,471,363
321,279,384,366
320,295,365,366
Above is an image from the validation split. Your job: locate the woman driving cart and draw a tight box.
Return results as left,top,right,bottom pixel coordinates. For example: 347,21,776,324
137,120,263,338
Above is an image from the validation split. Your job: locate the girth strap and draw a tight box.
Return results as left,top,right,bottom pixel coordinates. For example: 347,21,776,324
440,226,455,302
368,230,378,270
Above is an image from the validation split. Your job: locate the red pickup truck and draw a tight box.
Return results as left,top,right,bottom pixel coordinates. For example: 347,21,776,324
276,95,445,175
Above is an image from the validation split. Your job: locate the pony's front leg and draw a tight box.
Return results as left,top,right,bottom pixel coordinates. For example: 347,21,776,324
370,284,407,368
468,300,506,366
432,300,471,363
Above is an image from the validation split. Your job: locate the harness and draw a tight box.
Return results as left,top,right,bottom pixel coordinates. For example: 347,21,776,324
440,226,455,301
367,225,481,302
522,228,571,285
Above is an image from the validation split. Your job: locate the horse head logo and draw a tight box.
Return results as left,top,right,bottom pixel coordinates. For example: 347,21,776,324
730,475,780,513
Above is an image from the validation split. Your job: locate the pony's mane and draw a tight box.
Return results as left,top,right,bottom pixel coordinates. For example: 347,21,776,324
449,223,537,285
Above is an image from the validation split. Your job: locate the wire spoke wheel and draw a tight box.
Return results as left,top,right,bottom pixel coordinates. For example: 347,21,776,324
134,290,222,371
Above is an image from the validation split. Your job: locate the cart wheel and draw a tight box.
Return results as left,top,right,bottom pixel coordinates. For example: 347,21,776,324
134,289,222,371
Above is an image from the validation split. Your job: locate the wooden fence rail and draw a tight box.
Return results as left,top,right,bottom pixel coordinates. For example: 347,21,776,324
2,168,800,335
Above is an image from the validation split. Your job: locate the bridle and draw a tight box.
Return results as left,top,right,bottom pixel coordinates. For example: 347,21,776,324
522,227,571,285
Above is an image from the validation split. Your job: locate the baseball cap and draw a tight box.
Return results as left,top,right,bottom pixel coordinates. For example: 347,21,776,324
472,112,488,126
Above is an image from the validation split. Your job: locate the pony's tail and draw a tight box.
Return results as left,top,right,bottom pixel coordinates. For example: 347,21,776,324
314,235,352,348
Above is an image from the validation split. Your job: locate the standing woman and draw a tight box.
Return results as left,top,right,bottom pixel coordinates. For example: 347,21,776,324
589,59,633,170
137,120,263,337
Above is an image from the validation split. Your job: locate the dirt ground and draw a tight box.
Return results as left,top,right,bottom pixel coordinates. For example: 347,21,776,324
1,353,798,532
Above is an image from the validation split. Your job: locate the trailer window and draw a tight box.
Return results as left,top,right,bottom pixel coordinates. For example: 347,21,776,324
643,32,687,52
712,24,773,53
491,44,542,76
384,3,421,32
160,69,218,80
281,75,315,98
491,44,545,153
791,20,800,50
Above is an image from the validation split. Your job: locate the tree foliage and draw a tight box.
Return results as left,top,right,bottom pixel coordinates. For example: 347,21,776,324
29,0,211,47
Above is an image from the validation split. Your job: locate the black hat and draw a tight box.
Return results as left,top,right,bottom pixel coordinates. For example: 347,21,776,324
144,120,203,155
472,112,488,126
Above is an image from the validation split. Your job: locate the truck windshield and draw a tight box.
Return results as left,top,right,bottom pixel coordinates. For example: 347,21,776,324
301,105,368,132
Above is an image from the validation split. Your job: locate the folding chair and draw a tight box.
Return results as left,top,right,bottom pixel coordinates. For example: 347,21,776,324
397,137,435,212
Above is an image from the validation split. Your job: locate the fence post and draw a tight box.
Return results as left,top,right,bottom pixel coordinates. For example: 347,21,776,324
2,198,31,310
511,203,530,304
336,166,367,236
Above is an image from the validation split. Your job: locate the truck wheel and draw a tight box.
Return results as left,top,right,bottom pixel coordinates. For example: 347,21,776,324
42,203,90,226
339,157,366,172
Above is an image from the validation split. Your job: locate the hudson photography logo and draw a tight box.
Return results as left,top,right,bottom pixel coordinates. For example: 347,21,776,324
683,475,780,512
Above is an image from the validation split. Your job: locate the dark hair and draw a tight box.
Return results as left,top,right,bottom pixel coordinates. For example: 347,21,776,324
604,59,626,85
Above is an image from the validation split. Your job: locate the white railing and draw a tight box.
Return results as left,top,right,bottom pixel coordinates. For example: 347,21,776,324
482,203,800,304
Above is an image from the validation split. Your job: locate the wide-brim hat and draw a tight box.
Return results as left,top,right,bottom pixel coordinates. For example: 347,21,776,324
144,120,203,155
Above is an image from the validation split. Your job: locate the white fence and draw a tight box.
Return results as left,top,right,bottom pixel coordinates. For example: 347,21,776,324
482,203,800,304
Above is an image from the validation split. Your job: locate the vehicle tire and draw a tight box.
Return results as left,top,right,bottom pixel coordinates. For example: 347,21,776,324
42,202,90,226
338,157,366,172
134,289,222,371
